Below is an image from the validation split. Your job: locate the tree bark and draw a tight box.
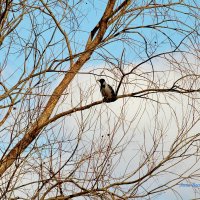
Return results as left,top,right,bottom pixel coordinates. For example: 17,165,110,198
0,0,116,176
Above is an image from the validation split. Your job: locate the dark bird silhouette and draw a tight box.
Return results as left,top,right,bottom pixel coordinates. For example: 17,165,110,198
98,79,116,102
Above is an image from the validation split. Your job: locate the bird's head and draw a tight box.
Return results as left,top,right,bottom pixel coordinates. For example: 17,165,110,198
98,79,106,85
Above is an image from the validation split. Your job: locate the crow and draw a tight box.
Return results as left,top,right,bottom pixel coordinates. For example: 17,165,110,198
98,79,116,102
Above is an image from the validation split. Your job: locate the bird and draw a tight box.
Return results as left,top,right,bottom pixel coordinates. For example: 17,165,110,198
98,79,116,102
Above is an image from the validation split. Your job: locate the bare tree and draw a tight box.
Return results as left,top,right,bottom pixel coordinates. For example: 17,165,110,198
1,0,200,199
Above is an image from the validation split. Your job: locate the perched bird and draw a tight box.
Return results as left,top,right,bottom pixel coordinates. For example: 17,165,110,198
98,79,116,102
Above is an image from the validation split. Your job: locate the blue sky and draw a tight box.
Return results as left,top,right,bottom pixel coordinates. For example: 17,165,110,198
1,0,197,86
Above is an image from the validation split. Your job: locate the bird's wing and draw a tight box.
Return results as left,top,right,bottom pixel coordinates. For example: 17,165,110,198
108,84,115,96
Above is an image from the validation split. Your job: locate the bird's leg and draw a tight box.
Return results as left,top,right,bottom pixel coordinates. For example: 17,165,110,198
103,97,108,102
103,97,116,103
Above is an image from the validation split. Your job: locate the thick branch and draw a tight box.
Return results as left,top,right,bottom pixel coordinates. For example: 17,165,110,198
0,0,117,177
